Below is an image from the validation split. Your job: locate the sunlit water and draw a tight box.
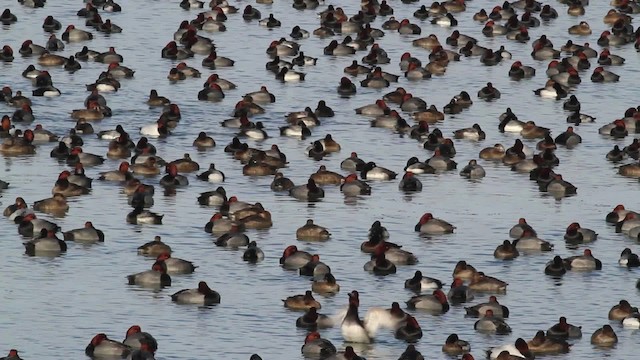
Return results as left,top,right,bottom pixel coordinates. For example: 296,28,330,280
1,0,640,360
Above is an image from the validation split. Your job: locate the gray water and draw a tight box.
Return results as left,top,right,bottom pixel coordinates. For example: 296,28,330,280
1,0,640,359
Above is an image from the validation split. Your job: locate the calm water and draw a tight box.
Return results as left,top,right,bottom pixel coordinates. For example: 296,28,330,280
1,0,640,359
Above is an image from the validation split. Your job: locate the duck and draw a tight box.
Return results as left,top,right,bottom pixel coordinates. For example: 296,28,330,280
289,179,324,201
62,25,93,42
16,213,60,238
527,331,570,355
568,21,591,35
171,281,220,305
301,332,336,358
214,226,249,247
296,219,331,241
299,254,331,279
33,193,69,214
415,212,455,234
296,307,333,329
541,174,577,196
442,334,470,355
156,252,197,274
494,240,520,260
591,66,620,82
0,349,22,360
598,48,625,66
488,338,534,359
474,310,512,334
406,289,450,313
127,206,163,225
127,260,172,287
63,221,105,243
122,326,157,353
564,222,598,244
341,152,366,172
563,249,602,271
404,270,443,292
454,124,485,140
514,230,553,252
136,236,171,257
465,295,510,318
398,172,422,192
341,291,373,343
591,325,617,346
479,144,506,160
459,160,486,179
469,271,508,292
312,273,340,295
284,290,321,311
52,171,90,197
341,174,371,196
477,82,500,100
280,245,313,270
85,334,131,359
427,149,457,170
24,229,67,256
509,61,536,79
395,316,422,342
609,300,635,320
0,130,36,155
337,77,357,96
448,278,474,303
619,248,640,267
360,162,397,180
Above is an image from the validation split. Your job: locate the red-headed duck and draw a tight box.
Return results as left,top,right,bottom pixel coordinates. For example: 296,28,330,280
448,277,474,303
469,272,508,292
171,281,220,305
0,349,22,360
280,245,312,269
123,326,157,353
24,229,67,256
514,230,553,251
301,332,336,357
85,334,131,358
563,249,602,270
63,221,104,243
0,129,36,155
156,252,196,274
127,260,171,287
591,66,620,82
340,173,371,196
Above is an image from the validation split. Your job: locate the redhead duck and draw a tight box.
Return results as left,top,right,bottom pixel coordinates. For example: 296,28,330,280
442,334,470,355
156,252,196,274
598,48,625,66
171,281,220,305
63,221,105,243
527,331,570,355
3,197,29,219
11,104,34,123
160,164,189,187
198,84,224,102
280,245,312,270
406,289,450,313
241,240,265,263
301,332,336,357
448,278,474,303
591,66,620,82
427,148,457,170
405,270,443,292
509,61,536,79
20,40,46,56
465,295,510,318
399,52,422,72
127,205,163,225
564,222,597,244
204,212,239,234
509,218,537,238
364,250,396,275
355,99,388,116
33,193,69,214
296,307,333,329
62,25,93,42
127,260,171,287
312,273,340,295
563,249,602,270
24,229,67,256
123,326,157,353
488,338,533,359
85,334,131,358
52,171,90,197
284,290,321,311
341,173,371,196
341,152,366,172
398,172,422,192
606,204,638,224
0,349,22,360
395,316,422,342
17,213,59,238
299,254,331,278
214,226,249,247
474,309,511,334
482,20,507,37
400,93,427,112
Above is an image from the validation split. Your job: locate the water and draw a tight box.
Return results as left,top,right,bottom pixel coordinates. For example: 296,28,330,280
1,0,640,359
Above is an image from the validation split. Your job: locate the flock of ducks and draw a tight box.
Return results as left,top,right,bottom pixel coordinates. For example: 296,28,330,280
2,0,640,359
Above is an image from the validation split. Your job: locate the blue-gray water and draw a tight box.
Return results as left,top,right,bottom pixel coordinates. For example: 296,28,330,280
1,0,640,359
